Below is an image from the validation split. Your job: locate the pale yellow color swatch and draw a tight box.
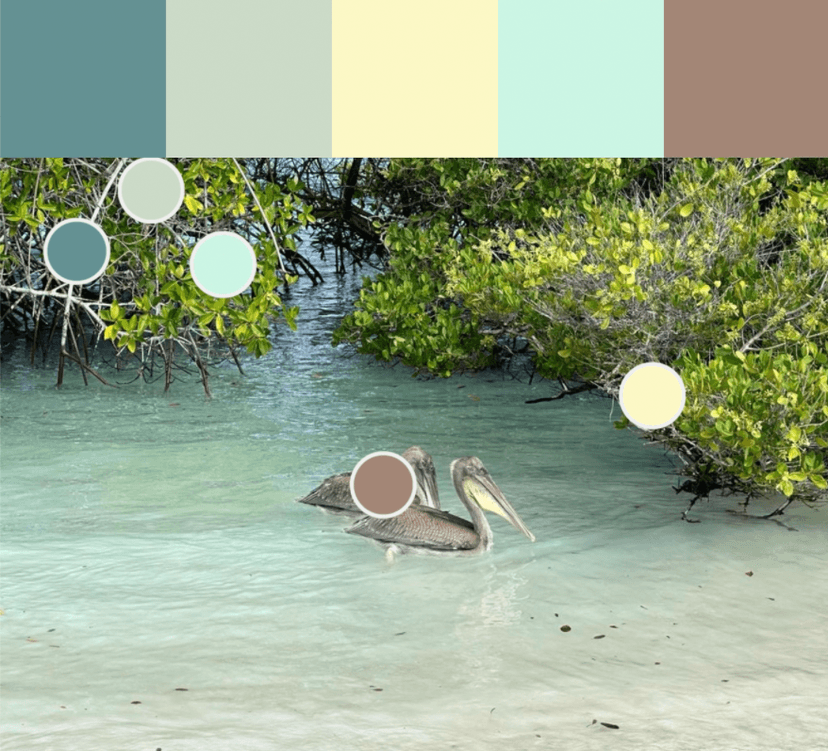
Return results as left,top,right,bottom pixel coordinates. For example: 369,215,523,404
619,363,686,430
332,0,497,155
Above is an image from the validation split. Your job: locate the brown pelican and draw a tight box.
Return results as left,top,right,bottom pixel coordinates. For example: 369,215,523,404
296,446,440,516
345,456,535,555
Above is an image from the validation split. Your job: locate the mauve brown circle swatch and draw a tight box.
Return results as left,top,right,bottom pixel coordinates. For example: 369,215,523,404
352,455,414,514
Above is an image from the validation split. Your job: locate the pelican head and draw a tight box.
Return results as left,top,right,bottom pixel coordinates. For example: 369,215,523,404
405,446,440,510
451,456,536,543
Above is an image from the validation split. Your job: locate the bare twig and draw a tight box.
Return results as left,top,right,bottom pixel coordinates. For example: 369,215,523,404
59,348,117,387
90,159,126,223
231,157,286,275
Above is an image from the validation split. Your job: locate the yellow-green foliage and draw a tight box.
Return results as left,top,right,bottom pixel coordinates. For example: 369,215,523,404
677,346,827,500
334,157,648,375
455,160,828,503
334,158,828,505
2,158,308,361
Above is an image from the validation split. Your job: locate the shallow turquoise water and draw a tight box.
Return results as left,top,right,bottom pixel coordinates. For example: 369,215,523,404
2,274,826,751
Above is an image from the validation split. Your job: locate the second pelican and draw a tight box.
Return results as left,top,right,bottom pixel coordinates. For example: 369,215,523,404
346,456,535,555
297,446,440,515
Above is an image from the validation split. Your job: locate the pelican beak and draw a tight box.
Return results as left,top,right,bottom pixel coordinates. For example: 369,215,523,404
404,447,441,510
465,465,536,542
415,458,440,509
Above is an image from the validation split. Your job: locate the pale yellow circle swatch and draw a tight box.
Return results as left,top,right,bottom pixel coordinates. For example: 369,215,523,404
619,362,686,430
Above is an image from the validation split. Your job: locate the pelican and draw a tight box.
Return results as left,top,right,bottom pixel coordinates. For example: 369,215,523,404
296,446,440,516
345,456,535,555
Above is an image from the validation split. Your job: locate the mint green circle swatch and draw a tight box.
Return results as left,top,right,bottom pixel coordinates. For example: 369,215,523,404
43,219,110,285
118,158,184,223
190,232,257,298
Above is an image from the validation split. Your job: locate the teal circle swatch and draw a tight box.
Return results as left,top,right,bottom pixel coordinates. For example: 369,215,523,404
43,219,110,285
118,158,185,223
190,232,257,298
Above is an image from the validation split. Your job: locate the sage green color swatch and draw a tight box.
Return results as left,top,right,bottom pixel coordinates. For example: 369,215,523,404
118,159,185,223
166,0,332,156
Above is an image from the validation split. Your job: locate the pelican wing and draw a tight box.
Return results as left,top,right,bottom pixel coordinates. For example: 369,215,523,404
346,505,479,551
297,473,355,513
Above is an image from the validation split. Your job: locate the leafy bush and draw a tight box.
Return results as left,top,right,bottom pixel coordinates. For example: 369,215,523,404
335,158,828,513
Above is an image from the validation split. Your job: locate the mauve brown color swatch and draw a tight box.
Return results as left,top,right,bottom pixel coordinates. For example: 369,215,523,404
665,0,828,155
352,454,414,515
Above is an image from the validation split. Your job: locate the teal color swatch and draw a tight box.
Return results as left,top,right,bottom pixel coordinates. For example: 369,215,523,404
44,219,110,284
0,0,165,157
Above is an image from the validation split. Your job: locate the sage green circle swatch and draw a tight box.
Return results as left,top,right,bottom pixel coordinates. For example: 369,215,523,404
118,158,185,223
43,219,111,285
190,232,257,298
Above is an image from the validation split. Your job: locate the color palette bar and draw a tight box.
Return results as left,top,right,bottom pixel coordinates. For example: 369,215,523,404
1,1,826,157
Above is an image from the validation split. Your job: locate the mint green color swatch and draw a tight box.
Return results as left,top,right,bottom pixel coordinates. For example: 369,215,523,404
190,232,257,298
499,1,664,156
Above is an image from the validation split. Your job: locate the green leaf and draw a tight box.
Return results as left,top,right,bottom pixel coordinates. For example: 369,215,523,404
184,194,203,214
679,204,694,217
